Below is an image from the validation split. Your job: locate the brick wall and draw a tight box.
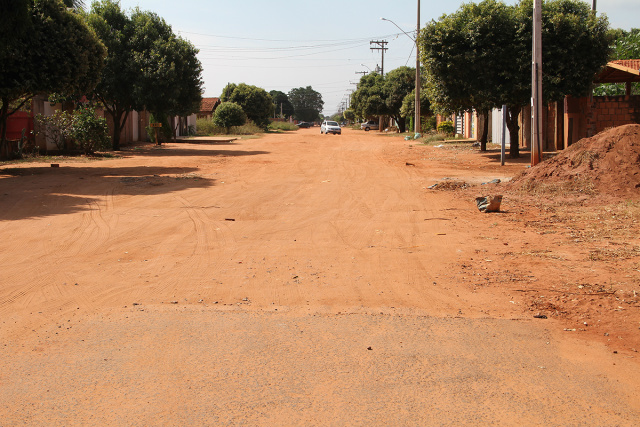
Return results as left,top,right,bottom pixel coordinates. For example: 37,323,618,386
592,95,640,134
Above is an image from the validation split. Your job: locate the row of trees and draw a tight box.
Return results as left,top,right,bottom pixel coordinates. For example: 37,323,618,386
347,0,612,158
348,66,431,133
0,0,204,154
420,0,610,157
214,84,325,130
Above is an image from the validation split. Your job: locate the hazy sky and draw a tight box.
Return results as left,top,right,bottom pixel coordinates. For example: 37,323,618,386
114,0,638,116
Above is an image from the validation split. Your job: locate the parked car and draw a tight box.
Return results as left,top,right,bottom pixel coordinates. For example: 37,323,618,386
360,120,379,131
296,121,312,128
320,120,341,135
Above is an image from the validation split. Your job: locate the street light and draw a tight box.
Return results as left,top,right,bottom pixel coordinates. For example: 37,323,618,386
381,3,421,135
361,63,372,72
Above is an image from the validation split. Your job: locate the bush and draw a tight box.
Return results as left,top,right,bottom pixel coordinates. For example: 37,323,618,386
268,121,298,131
196,118,222,135
72,106,111,154
196,118,264,136
34,110,74,150
437,120,455,135
423,116,437,132
213,101,247,133
422,133,447,144
231,121,263,135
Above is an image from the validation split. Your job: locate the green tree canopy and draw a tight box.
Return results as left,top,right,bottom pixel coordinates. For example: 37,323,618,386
0,0,105,153
269,90,294,119
129,9,203,121
594,28,640,96
400,89,431,121
288,86,324,122
349,73,386,120
213,102,246,133
87,0,203,149
383,66,418,132
221,83,273,128
343,109,356,123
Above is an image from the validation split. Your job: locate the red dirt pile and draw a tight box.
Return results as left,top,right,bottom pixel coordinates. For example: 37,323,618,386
507,124,640,199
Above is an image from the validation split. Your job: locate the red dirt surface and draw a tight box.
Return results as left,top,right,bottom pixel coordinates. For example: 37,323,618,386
0,127,639,425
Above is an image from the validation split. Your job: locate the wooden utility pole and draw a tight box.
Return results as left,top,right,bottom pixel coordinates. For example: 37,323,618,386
415,0,421,135
531,0,543,166
370,40,388,76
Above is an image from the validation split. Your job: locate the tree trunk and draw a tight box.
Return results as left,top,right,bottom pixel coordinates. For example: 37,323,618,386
506,106,521,159
479,110,489,152
107,108,129,151
396,116,406,133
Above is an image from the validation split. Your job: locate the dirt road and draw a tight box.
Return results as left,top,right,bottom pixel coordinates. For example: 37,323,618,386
1,128,639,425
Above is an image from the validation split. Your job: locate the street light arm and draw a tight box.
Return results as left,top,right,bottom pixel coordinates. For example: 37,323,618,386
380,17,416,42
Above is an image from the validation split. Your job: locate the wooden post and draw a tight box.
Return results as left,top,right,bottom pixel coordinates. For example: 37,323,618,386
531,0,543,166
415,0,421,136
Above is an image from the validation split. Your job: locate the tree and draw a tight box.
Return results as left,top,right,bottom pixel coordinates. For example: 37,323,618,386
269,90,294,119
349,73,386,121
86,0,138,150
343,109,356,123
421,0,517,150
420,0,610,158
383,66,418,133
288,86,324,122
593,28,640,96
221,83,273,128
400,89,432,131
87,1,203,150
0,0,105,155
129,10,203,132
213,102,246,134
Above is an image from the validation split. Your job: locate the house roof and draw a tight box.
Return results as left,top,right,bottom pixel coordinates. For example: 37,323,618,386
594,60,640,84
200,97,220,113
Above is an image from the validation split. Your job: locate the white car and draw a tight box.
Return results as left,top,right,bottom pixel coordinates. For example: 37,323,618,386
320,120,341,135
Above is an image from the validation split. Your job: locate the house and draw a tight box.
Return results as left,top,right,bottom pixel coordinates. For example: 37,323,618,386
198,97,221,120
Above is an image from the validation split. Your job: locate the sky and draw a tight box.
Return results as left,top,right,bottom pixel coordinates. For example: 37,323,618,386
114,0,638,116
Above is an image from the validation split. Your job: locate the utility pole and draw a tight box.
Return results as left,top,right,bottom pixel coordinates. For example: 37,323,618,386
531,0,543,166
355,71,368,76
415,0,421,135
370,40,388,76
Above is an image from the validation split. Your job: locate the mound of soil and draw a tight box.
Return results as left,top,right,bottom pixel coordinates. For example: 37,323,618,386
507,124,640,199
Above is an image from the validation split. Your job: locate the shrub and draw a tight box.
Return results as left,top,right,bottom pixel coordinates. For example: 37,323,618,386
196,118,222,135
72,106,111,154
437,120,455,135
423,116,437,132
231,121,263,135
268,121,298,131
34,110,74,150
213,102,247,133
196,118,264,136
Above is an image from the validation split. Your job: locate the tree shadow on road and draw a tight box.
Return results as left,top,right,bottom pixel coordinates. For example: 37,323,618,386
0,165,216,221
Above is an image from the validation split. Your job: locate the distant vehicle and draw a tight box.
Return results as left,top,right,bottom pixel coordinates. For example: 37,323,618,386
296,121,312,128
360,120,379,131
320,120,341,135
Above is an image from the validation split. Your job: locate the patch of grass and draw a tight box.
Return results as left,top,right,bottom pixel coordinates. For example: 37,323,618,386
514,177,596,198
421,133,446,144
588,245,640,261
268,121,298,132
196,118,265,136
